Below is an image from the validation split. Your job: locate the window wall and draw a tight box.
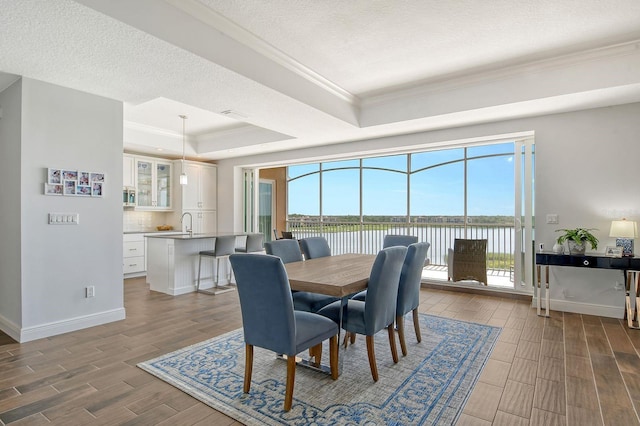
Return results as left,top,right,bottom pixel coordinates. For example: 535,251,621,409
286,140,535,289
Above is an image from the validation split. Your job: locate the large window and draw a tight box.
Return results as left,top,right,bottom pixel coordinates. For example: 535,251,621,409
286,140,535,290
362,155,407,218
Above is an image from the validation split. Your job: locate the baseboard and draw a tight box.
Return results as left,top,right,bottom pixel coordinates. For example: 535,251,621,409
0,314,21,342
532,297,623,319
424,281,623,318
422,281,533,301
168,285,196,296
18,308,126,343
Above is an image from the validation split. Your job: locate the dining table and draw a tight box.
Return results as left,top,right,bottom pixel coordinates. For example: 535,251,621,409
284,253,377,374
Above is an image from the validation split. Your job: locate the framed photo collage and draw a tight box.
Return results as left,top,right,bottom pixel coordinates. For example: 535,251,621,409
45,168,105,197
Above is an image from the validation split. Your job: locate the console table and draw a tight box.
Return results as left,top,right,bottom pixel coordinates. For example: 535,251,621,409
535,253,640,328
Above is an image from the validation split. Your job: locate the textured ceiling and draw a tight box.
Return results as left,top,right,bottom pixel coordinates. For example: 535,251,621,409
1,0,640,160
200,0,640,96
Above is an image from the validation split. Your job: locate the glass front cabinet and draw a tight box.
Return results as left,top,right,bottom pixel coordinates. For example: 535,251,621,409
135,158,172,210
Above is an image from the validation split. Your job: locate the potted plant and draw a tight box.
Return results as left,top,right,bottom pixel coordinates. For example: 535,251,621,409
555,228,599,255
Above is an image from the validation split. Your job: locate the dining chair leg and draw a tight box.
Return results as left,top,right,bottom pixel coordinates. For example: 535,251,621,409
284,355,296,411
396,315,407,356
244,344,253,393
350,332,356,344
366,335,379,382
311,343,322,367
413,309,422,343
387,324,399,363
329,335,338,380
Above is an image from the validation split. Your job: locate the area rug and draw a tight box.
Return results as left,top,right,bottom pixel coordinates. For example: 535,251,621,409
138,314,500,425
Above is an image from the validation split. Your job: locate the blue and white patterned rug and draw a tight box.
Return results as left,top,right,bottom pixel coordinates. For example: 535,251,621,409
138,314,500,425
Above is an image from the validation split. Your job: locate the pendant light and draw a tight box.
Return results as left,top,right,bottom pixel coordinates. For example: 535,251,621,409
179,114,188,185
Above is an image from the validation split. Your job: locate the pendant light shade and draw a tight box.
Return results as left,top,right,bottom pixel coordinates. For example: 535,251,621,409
179,114,188,185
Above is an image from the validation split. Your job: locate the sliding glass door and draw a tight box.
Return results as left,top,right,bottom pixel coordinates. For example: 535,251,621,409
259,179,276,243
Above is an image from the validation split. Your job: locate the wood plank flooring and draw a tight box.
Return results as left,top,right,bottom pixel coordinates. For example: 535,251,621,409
0,278,639,425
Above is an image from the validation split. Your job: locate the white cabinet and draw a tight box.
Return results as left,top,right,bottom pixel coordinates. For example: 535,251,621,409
135,158,172,210
180,162,217,210
123,154,135,188
172,161,217,234
123,233,146,277
184,210,217,234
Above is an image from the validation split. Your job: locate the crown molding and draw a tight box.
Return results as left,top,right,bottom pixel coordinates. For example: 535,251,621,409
124,120,182,139
167,0,359,106
362,40,640,107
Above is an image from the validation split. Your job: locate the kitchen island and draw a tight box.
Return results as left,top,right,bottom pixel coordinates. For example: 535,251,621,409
146,232,252,295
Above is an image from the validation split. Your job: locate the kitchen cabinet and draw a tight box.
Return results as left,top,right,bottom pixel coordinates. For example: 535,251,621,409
171,161,217,234
123,233,145,277
180,161,217,210
123,154,135,188
183,209,217,234
135,157,172,210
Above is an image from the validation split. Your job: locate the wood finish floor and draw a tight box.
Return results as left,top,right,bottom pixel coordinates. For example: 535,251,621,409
1,278,639,425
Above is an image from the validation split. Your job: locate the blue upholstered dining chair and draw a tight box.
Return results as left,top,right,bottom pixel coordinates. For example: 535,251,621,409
264,239,303,263
229,254,339,412
295,237,338,312
266,238,337,313
299,237,331,260
317,246,406,382
393,242,430,355
383,234,418,248
352,242,430,356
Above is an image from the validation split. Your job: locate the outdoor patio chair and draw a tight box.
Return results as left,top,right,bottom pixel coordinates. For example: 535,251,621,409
447,238,488,285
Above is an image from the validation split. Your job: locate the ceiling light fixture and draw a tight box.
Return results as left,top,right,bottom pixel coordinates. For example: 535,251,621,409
179,114,188,185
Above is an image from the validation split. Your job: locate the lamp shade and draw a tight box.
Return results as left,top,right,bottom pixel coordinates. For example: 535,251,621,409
609,219,638,238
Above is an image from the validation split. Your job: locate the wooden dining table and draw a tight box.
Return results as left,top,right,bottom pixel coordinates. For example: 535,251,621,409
284,253,377,374
285,253,376,296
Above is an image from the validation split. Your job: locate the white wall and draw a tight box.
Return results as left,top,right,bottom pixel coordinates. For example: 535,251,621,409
217,102,640,318
1,78,125,342
0,79,23,337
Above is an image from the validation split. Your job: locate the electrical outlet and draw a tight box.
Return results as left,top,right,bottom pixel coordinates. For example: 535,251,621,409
546,214,559,224
85,286,95,298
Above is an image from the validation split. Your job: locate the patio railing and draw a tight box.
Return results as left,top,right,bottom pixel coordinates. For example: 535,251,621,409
286,220,519,273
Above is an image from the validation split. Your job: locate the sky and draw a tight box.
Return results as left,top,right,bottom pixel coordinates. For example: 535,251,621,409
287,143,527,217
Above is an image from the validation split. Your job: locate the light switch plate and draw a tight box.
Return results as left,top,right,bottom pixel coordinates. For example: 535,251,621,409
48,213,79,225
546,214,559,224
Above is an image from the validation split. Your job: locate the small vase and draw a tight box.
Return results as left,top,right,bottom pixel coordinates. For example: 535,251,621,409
552,243,564,254
568,240,586,255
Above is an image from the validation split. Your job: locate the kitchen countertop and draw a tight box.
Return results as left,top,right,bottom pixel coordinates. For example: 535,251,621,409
123,230,182,235
146,232,254,240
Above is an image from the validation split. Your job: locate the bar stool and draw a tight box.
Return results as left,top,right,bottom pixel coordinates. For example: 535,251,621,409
235,233,265,254
197,235,237,295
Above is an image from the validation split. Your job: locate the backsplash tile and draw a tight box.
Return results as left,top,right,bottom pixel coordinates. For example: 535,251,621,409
123,210,171,232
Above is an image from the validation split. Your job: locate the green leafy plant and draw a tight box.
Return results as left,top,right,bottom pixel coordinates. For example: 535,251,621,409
555,227,599,250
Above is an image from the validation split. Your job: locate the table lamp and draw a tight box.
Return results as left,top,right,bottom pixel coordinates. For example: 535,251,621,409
609,218,638,256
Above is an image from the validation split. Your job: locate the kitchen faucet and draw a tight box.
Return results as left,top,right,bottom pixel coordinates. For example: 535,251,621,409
181,212,193,236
